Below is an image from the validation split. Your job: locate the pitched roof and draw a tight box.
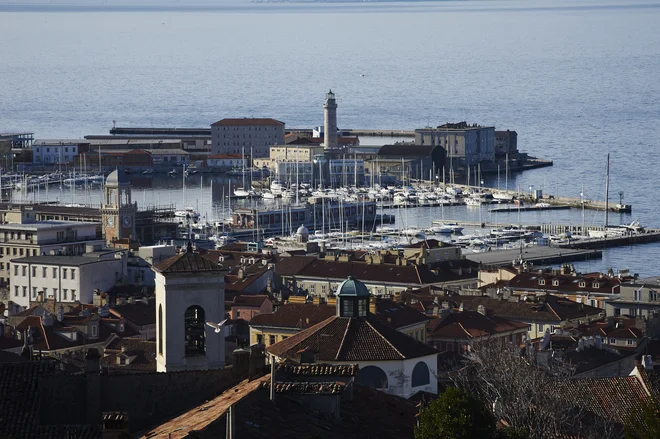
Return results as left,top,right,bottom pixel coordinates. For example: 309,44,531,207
211,118,284,127
109,299,156,326
508,272,621,294
250,303,336,330
232,295,270,308
370,300,429,329
0,362,100,438
431,294,603,323
103,338,157,372
427,311,528,339
276,362,359,377
267,316,438,361
153,251,225,274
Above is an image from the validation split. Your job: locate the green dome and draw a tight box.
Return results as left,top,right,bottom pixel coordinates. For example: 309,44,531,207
336,276,369,298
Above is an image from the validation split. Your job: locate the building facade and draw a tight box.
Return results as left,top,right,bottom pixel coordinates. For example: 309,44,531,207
32,139,81,165
153,249,227,372
415,122,495,167
211,118,285,157
0,214,104,286
9,254,124,310
605,276,660,319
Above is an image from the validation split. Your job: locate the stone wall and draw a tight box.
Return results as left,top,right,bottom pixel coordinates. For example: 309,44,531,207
40,366,246,431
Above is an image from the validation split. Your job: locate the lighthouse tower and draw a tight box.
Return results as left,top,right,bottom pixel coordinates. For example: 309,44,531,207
323,89,338,149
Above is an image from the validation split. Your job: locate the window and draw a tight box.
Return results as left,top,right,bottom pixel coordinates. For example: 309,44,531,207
593,282,600,289
537,324,543,332
342,300,354,316
63,268,67,279
627,339,634,345
43,267,47,277
269,335,276,345
63,289,67,300
13,265,17,276
71,269,76,280
22,266,26,276
14,286,18,297
184,306,206,357
32,287,37,298
12,248,16,255
609,338,616,344
22,286,26,297
52,268,57,278
579,281,586,288
32,267,36,277
71,289,76,301
19,248,24,256
53,288,58,297
614,308,621,316
651,290,659,302
158,305,163,355
552,280,559,286
257,334,264,345
634,290,642,301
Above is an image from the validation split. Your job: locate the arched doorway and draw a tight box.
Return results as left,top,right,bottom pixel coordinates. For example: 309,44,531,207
411,361,430,387
356,365,388,389
184,305,206,357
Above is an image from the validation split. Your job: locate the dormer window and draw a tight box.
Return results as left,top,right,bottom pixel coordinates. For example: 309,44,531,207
552,280,559,287
579,281,586,288
592,282,599,289
539,279,546,286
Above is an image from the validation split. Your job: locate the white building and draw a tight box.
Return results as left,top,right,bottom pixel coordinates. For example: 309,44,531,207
210,118,285,158
153,248,227,372
328,159,365,187
9,253,124,310
267,277,438,399
0,211,104,285
205,153,244,171
32,139,80,164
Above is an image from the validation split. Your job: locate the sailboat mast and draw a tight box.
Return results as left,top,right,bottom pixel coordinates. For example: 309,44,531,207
605,153,610,227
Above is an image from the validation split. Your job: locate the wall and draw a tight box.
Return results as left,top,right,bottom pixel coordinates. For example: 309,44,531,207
39,366,246,431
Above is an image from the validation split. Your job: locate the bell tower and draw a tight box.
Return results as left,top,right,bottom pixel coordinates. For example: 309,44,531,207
101,169,137,243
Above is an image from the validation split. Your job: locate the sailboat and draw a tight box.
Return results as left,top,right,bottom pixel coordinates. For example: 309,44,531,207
233,147,250,198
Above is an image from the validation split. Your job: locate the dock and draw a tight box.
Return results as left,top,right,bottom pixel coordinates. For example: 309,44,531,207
553,230,660,249
488,205,571,213
465,247,602,267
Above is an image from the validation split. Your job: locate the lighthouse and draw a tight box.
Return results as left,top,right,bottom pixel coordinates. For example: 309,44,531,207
323,89,338,149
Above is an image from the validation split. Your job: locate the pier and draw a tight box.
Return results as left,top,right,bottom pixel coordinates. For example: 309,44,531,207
465,247,602,267
488,205,571,213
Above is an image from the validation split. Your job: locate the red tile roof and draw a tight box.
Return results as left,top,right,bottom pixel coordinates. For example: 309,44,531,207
153,251,225,274
250,303,336,330
232,295,270,308
427,311,528,339
211,118,284,127
276,362,359,377
370,300,429,329
264,381,346,395
267,316,438,361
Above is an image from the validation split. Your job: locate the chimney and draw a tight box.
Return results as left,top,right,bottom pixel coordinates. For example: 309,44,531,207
56,306,64,323
36,291,44,303
643,355,653,371
459,303,464,312
102,412,129,439
369,296,377,315
477,305,486,316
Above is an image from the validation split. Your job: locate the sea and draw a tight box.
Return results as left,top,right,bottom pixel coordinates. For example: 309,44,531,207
1,0,660,275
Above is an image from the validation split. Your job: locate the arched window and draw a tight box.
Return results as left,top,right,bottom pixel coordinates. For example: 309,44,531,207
158,304,163,355
184,305,206,357
356,365,388,389
411,361,430,387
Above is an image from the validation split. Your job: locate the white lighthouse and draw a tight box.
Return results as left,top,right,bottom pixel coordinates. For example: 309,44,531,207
323,89,338,149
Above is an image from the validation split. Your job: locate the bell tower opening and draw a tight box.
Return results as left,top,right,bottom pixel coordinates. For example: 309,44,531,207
184,305,206,357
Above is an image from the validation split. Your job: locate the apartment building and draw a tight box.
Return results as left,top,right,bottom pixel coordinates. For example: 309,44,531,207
0,214,104,285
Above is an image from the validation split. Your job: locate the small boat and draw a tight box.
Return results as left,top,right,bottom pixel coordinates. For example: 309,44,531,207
428,225,453,234
464,197,482,206
168,169,177,176
233,188,250,198
142,169,154,176
174,207,200,219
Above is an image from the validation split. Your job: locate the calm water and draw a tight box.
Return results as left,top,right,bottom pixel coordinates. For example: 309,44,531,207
2,0,660,274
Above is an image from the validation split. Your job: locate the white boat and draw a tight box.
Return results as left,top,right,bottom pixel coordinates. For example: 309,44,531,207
492,191,514,201
261,191,276,200
401,228,425,238
174,207,200,219
464,197,482,206
441,222,464,234
142,169,154,175
428,225,453,234
270,180,284,195
491,225,525,237
233,188,250,198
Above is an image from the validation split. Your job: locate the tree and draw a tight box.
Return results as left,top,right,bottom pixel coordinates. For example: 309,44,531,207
624,401,660,439
414,386,497,439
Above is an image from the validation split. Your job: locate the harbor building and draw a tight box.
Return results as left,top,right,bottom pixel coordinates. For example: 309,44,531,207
415,122,495,168
210,118,285,157
328,158,365,187
32,139,84,165
323,90,338,149
495,130,518,156
605,276,660,319
0,131,34,149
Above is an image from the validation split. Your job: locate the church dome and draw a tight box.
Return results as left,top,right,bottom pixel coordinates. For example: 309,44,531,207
296,224,309,236
336,276,369,298
105,169,130,186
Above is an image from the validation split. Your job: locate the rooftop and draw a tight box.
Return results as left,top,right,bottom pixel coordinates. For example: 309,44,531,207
250,303,336,330
153,250,225,274
211,118,285,127
267,315,438,362
0,221,98,231
10,255,111,267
